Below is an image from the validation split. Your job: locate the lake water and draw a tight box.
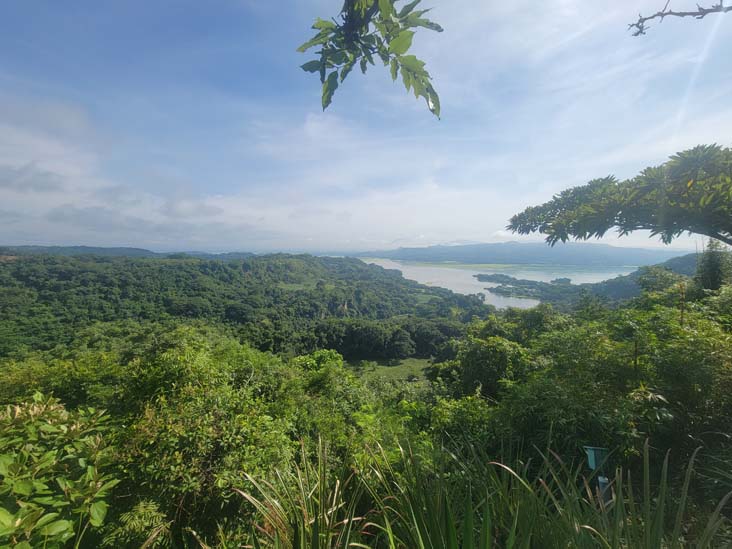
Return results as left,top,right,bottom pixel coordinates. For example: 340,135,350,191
362,258,638,309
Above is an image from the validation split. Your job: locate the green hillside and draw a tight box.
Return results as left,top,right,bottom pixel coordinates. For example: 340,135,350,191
0,253,484,358
478,253,698,308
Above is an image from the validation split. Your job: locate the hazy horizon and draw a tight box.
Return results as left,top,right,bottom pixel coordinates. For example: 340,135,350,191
2,1,729,252
0,239,698,257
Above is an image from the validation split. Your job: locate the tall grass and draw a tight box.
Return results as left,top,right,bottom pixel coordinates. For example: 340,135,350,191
237,442,369,548
240,442,731,548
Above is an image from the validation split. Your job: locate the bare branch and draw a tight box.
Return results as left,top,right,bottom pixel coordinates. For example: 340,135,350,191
629,1,731,36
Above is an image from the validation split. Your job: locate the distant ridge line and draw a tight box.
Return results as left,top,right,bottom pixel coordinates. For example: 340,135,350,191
0,245,255,260
359,241,688,267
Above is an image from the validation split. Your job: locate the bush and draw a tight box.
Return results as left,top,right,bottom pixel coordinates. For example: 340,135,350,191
0,393,118,548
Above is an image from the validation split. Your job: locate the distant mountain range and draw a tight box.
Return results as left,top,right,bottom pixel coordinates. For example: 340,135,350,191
0,242,690,267
360,242,688,267
0,246,254,260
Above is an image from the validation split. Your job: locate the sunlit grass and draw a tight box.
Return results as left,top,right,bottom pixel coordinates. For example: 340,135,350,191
346,358,431,384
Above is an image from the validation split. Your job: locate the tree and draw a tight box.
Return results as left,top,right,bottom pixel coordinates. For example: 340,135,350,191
630,1,732,36
458,336,531,398
637,265,686,293
388,327,416,358
299,0,443,117
696,239,732,291
509,145,732,247
302,3,730,115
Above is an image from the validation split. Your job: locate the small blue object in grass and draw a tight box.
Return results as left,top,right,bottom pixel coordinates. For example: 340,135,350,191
584,446,612,502
584,446,609,471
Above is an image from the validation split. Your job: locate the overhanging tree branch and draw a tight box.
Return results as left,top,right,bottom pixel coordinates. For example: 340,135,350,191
508,145,732,248
630,1,732,35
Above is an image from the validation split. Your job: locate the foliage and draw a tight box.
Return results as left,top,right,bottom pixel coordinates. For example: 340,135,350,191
476,254,697,311
509,145,732,246
300,0,443,116
239,442,367,548
0,254,486,359
101,500,171,548
0,394,118,548
456,335,532,399
1,250,732,545
696,239,732,291
247,442,732,548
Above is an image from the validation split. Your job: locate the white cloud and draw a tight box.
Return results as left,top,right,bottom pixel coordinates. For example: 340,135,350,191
1,1,730,252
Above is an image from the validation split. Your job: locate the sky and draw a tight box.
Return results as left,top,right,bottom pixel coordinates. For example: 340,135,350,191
1,1,730,253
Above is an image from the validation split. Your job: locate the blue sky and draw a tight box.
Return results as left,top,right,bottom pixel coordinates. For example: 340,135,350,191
1,0,730,252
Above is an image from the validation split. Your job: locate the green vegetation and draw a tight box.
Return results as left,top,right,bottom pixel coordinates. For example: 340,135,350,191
477,254,698,310
302,2,730,116
510,145,732,247
0,253,483,359
1,243,731,546
0,394,118,548
347,357,431,383
300,0,443,116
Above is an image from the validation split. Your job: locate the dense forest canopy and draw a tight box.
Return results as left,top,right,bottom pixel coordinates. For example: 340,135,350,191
0,253,485,359
2,246,732,546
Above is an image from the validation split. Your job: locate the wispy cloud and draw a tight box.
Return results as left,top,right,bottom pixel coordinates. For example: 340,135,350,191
0,1,729,251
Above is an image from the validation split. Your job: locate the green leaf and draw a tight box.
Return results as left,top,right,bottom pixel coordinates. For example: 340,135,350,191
463,493,475,549
297,31,330,53
34,513,61,529
328,50,348,66
13,480,34,496
399,55,428,76
301,60,322,73
427,84,441,118
479,496,493,549
389,30,415,55
322,71,339,110
89,501,108,527
390,58,399,81
398,0,422,18
406,15,444,32
0,508,13,528
312,18,336,30
0,455,12,476
410,74,426,98
38,519,73,537
378,0,395,18
360,57,369,74
97,479,121,495
341,58,357,82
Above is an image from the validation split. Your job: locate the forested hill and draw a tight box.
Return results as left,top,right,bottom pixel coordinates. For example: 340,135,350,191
0,253,486,358
0,245,255,260
364,241,687,266
478,253,698,308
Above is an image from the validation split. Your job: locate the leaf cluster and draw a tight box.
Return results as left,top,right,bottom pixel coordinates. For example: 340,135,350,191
0,394,118,548
299,0,442,116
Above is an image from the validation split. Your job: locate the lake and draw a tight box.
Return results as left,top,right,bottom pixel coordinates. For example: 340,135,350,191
362,258,638,309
